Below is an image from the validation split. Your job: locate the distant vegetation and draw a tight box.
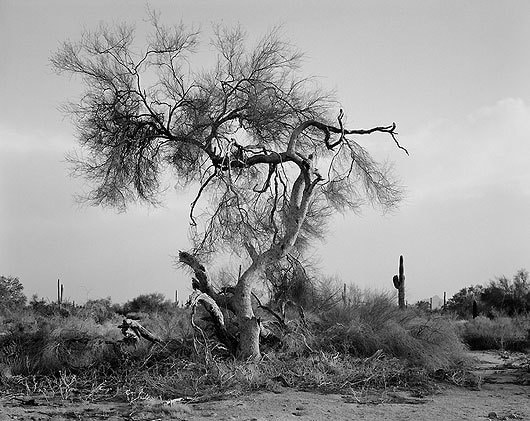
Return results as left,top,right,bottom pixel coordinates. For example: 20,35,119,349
446,269,529,318
458,316,529,352
445,269,530,351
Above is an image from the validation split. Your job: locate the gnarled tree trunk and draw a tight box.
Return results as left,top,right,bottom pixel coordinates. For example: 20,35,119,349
233,264,261,359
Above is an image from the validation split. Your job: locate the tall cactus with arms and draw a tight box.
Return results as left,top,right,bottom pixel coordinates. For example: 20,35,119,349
392,255,406,309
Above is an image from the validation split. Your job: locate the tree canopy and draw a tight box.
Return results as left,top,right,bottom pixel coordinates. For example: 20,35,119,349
51,17,404,259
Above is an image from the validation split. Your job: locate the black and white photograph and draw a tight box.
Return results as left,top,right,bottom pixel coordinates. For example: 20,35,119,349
1,1,529,419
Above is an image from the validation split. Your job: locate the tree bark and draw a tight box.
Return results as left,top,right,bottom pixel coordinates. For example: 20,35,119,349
233,261,263,359
118,318,161,344
237,316,261,359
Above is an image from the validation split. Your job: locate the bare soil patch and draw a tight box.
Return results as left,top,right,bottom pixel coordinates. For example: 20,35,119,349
1,351,528,421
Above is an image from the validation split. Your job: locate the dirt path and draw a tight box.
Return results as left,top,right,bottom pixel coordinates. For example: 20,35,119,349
1,351,528,421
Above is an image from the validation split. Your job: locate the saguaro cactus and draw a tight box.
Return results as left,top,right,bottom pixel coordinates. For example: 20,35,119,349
57,279,64,307
392,255,406,309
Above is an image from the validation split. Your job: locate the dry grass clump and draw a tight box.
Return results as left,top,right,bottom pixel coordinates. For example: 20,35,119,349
308,291,469,372
1,314,121,376
0,304,196,376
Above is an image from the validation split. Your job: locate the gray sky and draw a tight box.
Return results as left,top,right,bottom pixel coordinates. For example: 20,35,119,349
1,0,529,304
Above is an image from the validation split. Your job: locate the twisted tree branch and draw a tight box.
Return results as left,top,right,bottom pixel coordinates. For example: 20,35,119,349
187,290,237,354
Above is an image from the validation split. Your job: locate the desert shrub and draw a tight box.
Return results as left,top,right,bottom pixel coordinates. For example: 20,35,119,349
414,300,431,313
0,275,26,315
252,288,468,372
139,307,192,341
446,285,484,318
0,303,197,381
0,314,124,376
310,290,468,371
120,293,174,315
28,295,75,318
481,270,529,316
457,316,529,351
80,297,117,323
29,295,55,316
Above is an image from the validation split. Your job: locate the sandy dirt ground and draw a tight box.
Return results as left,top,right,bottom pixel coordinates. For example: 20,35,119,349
1,351,529,421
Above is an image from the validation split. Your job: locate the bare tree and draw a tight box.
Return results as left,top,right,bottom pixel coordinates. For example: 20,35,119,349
52,14,407,359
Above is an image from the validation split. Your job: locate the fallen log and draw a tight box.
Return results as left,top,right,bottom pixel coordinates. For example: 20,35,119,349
187,290,237,355
118,318,162,344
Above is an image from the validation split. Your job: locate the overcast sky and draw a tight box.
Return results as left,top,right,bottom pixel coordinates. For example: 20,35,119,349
1,0,529,305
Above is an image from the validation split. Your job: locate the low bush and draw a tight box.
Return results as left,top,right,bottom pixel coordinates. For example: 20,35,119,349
136,307,192,341
306,290,469,372
457,316,530,351
1,315,119,375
